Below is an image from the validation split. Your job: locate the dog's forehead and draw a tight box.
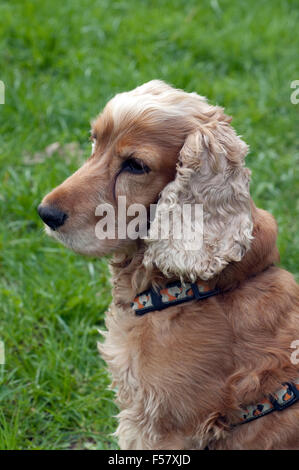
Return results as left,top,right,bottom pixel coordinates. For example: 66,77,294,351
92,81,210,144
93,90,189,148
91,83,209,163
92,100,159,155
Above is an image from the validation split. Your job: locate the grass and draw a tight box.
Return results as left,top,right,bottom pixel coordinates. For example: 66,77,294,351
0,0,298,450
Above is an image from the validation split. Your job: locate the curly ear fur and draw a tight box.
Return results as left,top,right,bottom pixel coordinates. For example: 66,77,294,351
144,113,253,281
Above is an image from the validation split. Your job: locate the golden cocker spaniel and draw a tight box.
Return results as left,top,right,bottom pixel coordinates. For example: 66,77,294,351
39,81,299,450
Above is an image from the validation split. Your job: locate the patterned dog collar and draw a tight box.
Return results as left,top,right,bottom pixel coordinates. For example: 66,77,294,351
236,378,299,425
132,280,221,316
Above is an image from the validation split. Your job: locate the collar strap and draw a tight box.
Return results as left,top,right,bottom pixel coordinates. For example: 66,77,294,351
235,378,299,425
132,280,221,316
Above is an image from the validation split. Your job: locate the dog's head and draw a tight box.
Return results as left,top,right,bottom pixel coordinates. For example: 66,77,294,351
39,80,253,280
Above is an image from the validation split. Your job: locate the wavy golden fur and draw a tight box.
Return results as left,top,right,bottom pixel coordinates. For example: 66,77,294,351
40,81,299,449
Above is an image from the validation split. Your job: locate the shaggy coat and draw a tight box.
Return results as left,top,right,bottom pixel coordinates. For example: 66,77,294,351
40,81,299,449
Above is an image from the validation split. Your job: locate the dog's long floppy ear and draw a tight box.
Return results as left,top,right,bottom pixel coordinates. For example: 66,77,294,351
144,115,253,281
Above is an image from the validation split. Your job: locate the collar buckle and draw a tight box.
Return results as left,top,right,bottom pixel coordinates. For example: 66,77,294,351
270,382,299,411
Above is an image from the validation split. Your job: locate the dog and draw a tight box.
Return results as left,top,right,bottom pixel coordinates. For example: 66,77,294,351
38,80,299,449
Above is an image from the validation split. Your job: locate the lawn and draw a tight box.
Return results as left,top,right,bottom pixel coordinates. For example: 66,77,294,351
0,0,298,450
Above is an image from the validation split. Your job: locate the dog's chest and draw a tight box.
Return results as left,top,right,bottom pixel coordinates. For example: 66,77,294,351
100,302,231,414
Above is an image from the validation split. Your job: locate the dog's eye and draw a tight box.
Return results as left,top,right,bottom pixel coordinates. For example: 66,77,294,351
121,158,150,175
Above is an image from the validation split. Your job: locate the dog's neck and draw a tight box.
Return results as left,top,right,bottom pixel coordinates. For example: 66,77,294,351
109,202,280,310
110,245,167,310
215,202,280,291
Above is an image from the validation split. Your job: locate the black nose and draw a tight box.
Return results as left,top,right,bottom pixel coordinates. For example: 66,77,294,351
38,204,68,230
